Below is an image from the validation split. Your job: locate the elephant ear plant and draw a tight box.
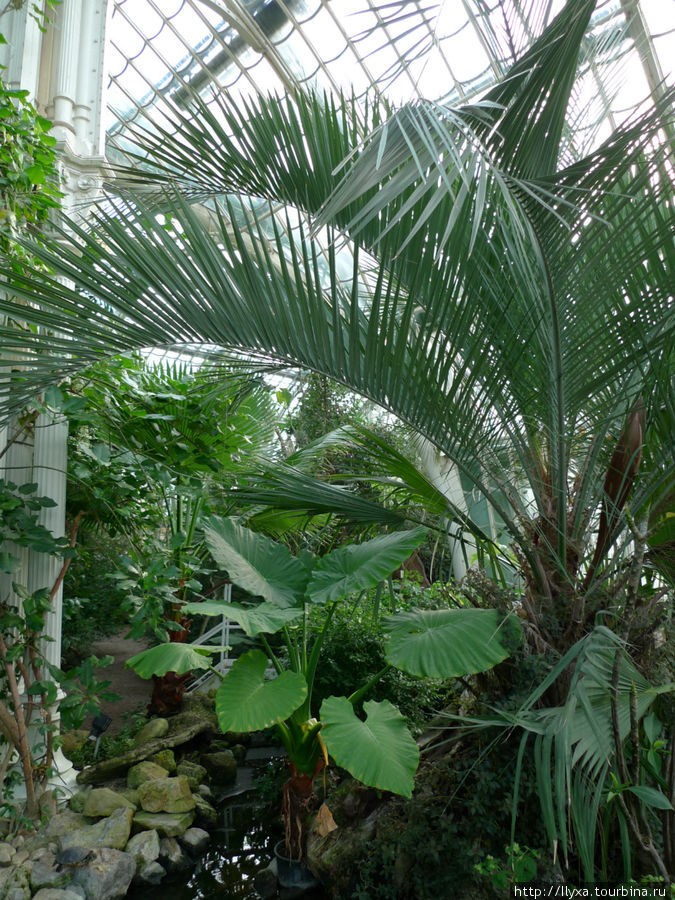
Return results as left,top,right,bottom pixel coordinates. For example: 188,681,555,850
127,516,518,859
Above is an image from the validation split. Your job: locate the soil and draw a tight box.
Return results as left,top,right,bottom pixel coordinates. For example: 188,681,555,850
87,633,151,734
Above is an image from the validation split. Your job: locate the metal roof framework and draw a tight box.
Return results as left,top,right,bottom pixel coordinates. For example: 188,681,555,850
106,0,673,153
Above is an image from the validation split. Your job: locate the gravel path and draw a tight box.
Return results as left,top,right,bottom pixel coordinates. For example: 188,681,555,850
88,633,152,734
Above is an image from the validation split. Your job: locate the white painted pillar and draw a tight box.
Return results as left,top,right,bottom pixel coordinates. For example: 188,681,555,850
49,0,83,144
28,414,69,670
0,0,110,798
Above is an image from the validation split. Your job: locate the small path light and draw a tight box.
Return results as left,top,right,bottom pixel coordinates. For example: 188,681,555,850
88,713,112,758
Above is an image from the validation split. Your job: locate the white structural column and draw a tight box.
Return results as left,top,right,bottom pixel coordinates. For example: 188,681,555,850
0,1,111,794
28,415,69,671
49,0,83,142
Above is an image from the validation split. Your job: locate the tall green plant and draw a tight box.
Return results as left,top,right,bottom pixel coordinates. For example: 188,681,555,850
127,517,517,857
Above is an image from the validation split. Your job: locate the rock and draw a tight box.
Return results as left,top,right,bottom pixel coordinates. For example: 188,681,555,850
124,830,160,872
121,789,140,807
253,862,278,900
83,788,136,818
0,842,13,866
76,709,216,785
9,837,23,850
196,783,213,800
127,760,169,789
71,848,135,900
60,730,90,757
229,743,247,764
0,864,30,900
60,807,134,853
149,749,176,774
192,794,218,828
200,750,237,782
29,853,72,891
175,760,208,790
178,827,210,856
45,811,89,839
134,718,169,746
32,890,84,900
158,837,191,873
10,849,28,866
132,810,195,837
307,805,386,883
133,861,166,886
68,788,92,814
138,776,195,814
32,890,83,900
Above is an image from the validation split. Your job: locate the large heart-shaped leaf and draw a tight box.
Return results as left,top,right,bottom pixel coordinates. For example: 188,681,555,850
126,642,215,678
215,649,307,732
202,516,310,608
384,608,519,678
307,527,427,605
320,696,419,797
182,600,302,636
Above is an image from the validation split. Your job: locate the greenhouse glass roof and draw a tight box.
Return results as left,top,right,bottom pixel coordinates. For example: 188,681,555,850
105,0,674,157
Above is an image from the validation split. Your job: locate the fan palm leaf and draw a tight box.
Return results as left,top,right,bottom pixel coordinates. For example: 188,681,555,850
0,0,672,644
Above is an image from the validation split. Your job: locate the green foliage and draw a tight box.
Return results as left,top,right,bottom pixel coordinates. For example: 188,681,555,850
309,607,446,732
0,480,118,816
0,69,61,261
61,542,128,665
62,357,279,642
474,843,541,893
65,704,147,771
320,696,419,798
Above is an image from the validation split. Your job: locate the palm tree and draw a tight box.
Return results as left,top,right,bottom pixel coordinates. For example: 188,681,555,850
1,0,673,875
2,0,671,652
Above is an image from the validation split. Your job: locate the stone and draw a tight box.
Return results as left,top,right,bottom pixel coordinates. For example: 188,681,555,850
71,848,135,900
10,849,28,866
175,760,208,790
60,807,134,853
133,861,166,886
0,842,13,866
138,776,195,814
134,718,169,746
192,794,218,828
132,810,195,837
68,788,92,814
196,783,213,800
158,837,190,874
253,862,278,900
83,788,136,818
32,890,84,900
200,750,237,782
307,805,385,883
121,789,140,807
45,811,89,839
149,749,176,774
126,760,168,789
29,853,72,892
177,827,210,856
230,743,247,763
124,830,160,872
60,730,90,757
76,710,215,785
32,890,83,900
0,864,30,900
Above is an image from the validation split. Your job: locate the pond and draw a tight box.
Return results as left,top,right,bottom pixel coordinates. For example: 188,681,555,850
127,777,329,899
